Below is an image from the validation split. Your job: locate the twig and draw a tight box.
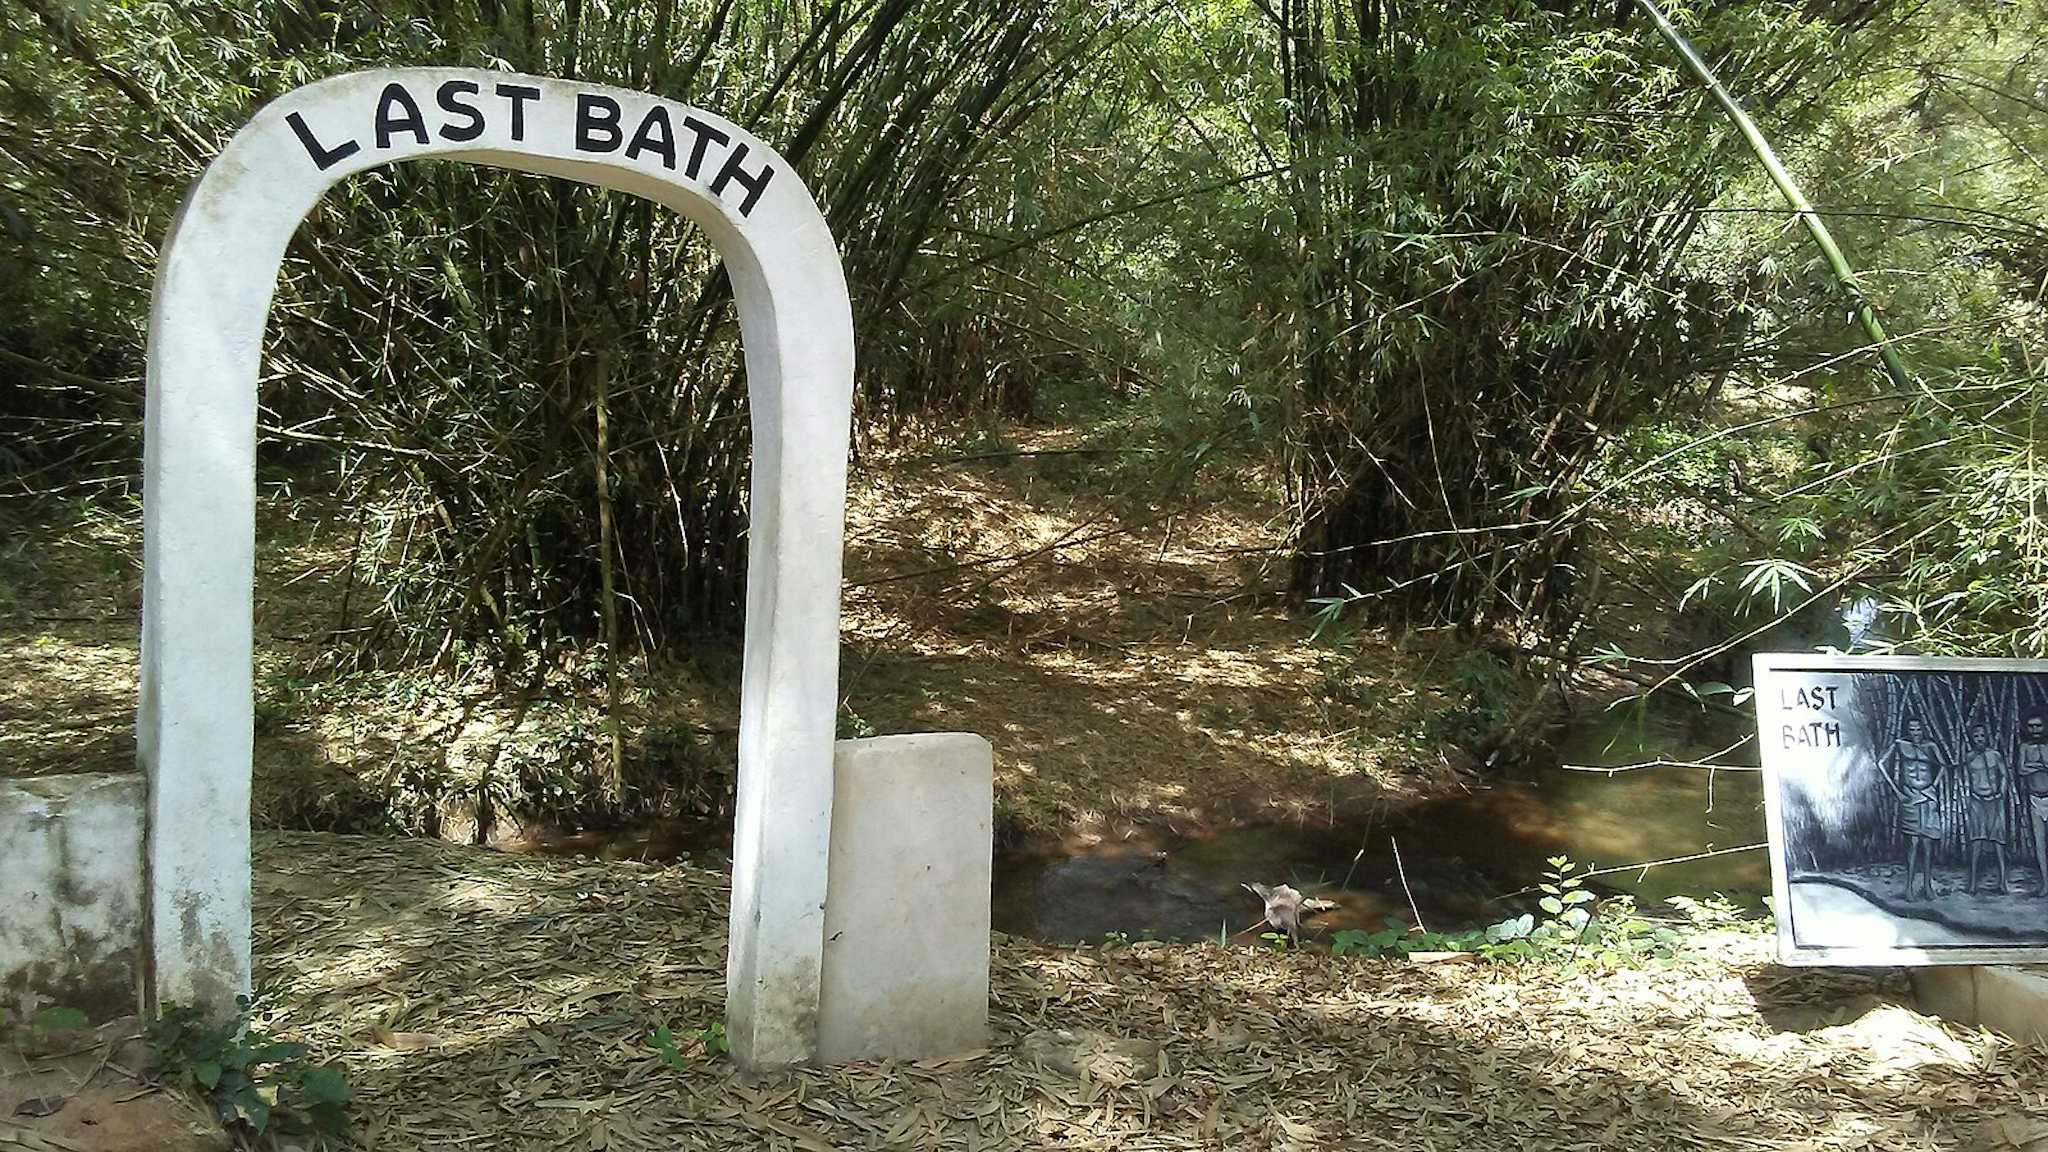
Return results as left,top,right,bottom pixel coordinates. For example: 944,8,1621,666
937,448,1139,465
1390,836,1426,934
1338,834,1370,891
1557,758,1761,774
79,1027,134,1091
1493,844,1767,900
1557,732,1758,776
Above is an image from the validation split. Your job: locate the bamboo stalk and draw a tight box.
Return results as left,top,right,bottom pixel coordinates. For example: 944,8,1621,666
592,348,625,800
1634,0,1912,391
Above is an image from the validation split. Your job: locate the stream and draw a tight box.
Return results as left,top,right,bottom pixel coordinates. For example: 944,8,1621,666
991,700,1764,942
515,699,1768,943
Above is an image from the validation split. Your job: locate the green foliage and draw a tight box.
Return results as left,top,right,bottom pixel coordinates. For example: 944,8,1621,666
145,999,350,1142
30,1005,88,1034
1269,1,1868,632
1422,650,1521,748
1666,893,1770,932
648,1020,728,1068
2,0,1155,663
1574,3,2048,673
8,0,2048,743
837,705,879,741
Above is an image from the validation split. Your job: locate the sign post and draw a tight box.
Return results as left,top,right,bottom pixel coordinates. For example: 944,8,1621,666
1756,654,2048,966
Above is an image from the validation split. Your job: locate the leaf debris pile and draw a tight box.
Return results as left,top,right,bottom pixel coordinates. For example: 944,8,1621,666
256,832,2042,1150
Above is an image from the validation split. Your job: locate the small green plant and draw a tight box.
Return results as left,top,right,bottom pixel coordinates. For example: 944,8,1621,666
1330,924,1489,957
30,1005,88,1034
1666,893,1770,932
697,1021,730,1058
1536,854,1597,929
836,705,878,740
145,999,349,1142
648,1020,729,1068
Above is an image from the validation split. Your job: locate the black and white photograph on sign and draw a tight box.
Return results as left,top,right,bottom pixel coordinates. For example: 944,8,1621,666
1757,656,2048,963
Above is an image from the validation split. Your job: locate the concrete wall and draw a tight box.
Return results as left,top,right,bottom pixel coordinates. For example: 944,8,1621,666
0,773,145,1023
1912,965,2048,1043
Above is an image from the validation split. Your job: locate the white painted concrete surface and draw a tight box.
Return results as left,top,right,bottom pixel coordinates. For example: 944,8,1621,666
142,68,852,1065
0,774,144,1022
818,735,994,1064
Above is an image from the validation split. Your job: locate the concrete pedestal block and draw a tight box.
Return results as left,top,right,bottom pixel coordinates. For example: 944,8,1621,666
0,774,145,1022
1912,965,2048,1042
817,734,993,1064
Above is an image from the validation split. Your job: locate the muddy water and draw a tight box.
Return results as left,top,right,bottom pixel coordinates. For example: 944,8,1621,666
513,701,1768,943
988,702,1768,942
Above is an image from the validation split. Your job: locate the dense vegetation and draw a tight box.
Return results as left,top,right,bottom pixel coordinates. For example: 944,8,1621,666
3,0,2044,819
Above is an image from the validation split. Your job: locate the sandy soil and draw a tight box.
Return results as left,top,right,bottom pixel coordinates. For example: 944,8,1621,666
0,1018,225,1152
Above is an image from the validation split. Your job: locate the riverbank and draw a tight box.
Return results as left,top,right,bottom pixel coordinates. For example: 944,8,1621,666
0,426,1493,848
238,831,2030,1149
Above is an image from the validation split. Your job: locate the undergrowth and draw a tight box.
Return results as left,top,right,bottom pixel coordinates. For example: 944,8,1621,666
146,997,351,1146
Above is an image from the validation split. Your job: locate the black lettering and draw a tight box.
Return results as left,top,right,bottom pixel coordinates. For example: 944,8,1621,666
1782,720,1843,749
495,83,541,141
624,106,676,168
285,111,360,171
576,94,623,152
435,79,486,142
374,83,431,149
709,141,774,216
680,115,729,179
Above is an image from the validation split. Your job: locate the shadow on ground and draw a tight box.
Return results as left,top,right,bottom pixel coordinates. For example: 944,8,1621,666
251,831,2036,1151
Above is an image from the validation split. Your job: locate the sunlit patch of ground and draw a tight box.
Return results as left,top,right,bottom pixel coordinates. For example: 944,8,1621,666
0,503,140,777
840,431,1471,837
251,832,2037,1151
0,629,135,776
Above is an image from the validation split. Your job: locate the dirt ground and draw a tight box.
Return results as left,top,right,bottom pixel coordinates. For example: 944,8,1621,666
0,428,1477,843
201,830,2037,1151
0,1020,226,1152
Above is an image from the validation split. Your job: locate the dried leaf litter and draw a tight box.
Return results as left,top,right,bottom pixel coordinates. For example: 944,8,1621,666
252,832,2045,1150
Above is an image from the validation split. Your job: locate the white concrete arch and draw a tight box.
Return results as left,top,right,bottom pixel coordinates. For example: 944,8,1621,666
140,68,852,1066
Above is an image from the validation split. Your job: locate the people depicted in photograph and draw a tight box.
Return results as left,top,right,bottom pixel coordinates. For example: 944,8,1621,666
2022,715,2048,895
1881,715,1945,900
1962,722,2012,894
